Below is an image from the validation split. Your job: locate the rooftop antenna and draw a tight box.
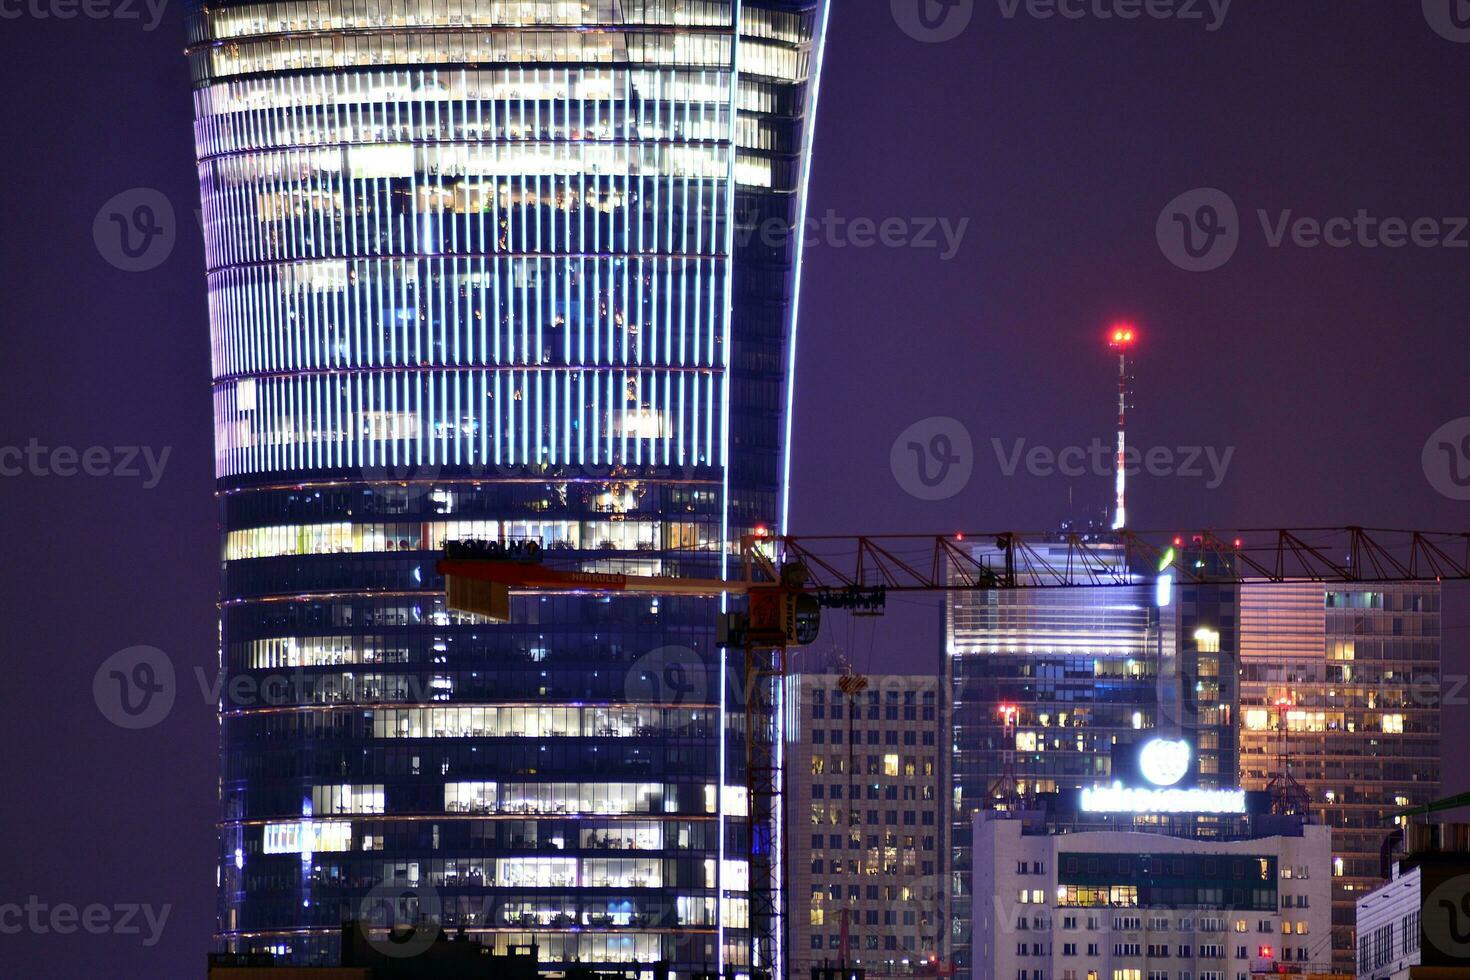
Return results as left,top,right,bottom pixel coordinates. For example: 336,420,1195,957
987,704,1025,811
1266,696,1310,816
1107,323,1138,529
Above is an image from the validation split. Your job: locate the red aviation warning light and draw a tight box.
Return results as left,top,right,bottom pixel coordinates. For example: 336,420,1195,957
1108,323,1138,349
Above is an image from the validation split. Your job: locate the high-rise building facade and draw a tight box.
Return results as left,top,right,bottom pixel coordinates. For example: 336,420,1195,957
185,2,831,974
1239,582,1441,974
947,541,1242,977
785,672,950,978
947,543,1159,977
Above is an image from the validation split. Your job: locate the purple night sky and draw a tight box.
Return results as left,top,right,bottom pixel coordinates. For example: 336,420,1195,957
1,2,1468,976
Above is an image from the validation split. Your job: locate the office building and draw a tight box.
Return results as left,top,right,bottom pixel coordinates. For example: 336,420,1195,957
973,809,1333,980
948,539,1244,976
947,542,1158,976
785,671,949,978
185,1,832,974
1240,582,1442,973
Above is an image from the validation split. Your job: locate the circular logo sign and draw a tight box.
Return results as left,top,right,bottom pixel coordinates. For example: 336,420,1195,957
1139,737,1191,787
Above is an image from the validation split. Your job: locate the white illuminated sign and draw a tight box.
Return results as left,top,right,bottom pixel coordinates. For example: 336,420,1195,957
1081,783,1247,815
1139,737,1191,787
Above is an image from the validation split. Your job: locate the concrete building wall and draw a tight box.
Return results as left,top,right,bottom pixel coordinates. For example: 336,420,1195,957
786,672,949,977
973,814,1333,980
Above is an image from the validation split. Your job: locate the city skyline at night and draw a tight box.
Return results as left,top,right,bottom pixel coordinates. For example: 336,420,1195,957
8,5,1470,979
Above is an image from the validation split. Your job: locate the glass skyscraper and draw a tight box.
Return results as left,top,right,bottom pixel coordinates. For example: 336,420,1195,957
946,543,1159,978
945,540,1240,978
1239,581,1441,973
185,2,830,974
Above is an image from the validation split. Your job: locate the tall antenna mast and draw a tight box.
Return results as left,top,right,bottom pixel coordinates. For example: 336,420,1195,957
1107,323,1138,529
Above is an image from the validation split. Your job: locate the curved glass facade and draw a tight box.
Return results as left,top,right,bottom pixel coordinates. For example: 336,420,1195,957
186,1,829,973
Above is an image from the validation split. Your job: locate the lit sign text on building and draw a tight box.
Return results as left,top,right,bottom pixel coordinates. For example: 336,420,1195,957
1080,783,1247,815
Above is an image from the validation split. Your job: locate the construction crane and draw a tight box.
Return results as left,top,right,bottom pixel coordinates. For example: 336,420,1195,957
435,526,1470,978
